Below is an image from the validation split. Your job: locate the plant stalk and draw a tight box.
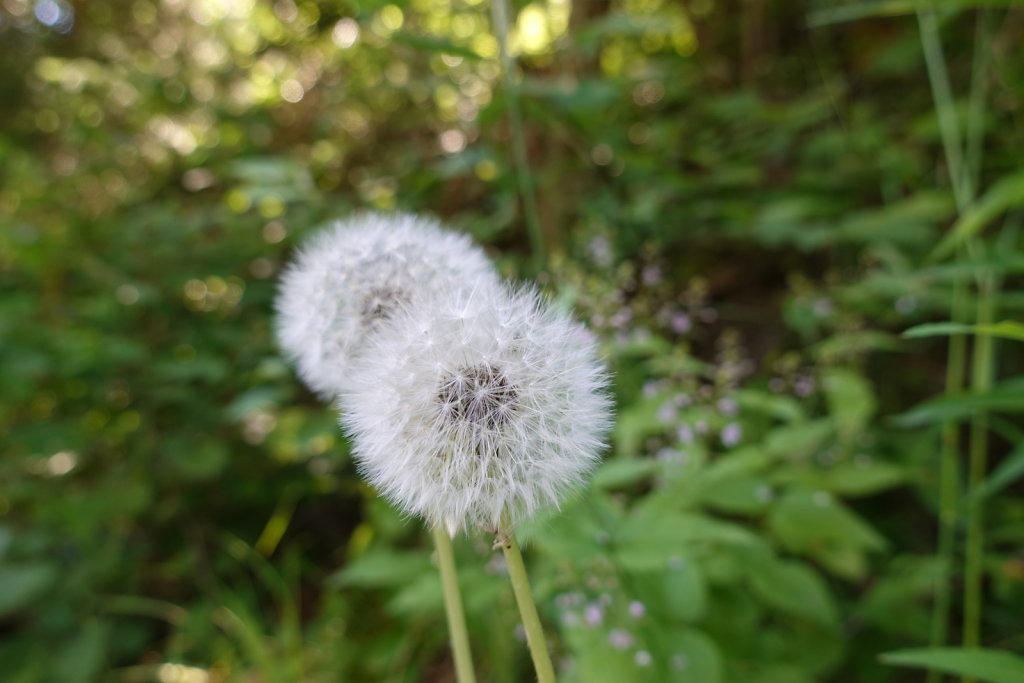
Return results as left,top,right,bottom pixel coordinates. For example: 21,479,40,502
491,0,546,270
930,263,967,679
432,526,477,683
500,530,556,683
963,272,996,656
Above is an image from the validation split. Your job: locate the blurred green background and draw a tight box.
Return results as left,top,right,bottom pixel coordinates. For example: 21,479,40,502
2,0,1024,681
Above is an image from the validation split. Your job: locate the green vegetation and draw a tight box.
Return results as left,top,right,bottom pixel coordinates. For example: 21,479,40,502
2,0,1023,681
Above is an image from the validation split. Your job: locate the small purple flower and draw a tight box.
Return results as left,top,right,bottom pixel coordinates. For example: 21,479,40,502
629,601,646,618
608,629,634,650
657,402,677,424
642,265,662,286
584,603,603,627
670,312,692,334
794,375,816,397
635,650,653,667
676,424,694,444
720,422,742,447
716,397,738,417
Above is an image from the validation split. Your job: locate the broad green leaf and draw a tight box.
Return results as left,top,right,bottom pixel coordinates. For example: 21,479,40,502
0,563,59,617
49,620,108,683
748,558,839,626
387,572,442,616
700,476,773,515
881,647,1024,683
819,460,904,497
664,628,723,683
662,556,708,621
764,419,834,458
736,389,806,422
329,550,432,589
823,369,876,438
592,457,657,489
813,330,903,360
768,489,887,558
932,171,1024,261
615,511,760,571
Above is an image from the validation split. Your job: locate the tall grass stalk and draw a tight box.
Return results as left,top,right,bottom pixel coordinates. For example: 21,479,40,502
930,267,967,679
490,0,546,269
432,527,478,683
963,272,996,659
917,9,994,682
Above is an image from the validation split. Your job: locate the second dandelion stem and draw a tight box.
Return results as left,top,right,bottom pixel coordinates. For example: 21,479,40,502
500,530,556,683
432,526,477,683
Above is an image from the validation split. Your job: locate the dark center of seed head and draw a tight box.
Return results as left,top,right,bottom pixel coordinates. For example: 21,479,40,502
438,365,518,429
361,286,405,323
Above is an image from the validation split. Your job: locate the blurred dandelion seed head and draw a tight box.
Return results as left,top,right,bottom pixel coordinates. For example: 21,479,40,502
274,212,496,398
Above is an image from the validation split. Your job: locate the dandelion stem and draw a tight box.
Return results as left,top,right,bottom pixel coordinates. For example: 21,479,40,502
500,530,556,683
432,526,477,683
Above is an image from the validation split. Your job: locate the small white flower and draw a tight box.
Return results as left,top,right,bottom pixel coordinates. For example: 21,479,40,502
339,285,612,535
274,212,496,399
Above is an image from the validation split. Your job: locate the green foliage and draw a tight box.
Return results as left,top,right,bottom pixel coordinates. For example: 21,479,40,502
2,0,1023,681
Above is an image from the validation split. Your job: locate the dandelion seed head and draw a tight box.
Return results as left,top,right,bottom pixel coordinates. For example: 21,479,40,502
274,212,496,399
340,284,613,534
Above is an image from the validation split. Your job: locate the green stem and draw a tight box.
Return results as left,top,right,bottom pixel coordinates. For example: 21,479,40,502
501,531,556,683
432,526,477,683
490,0,546,270
930,262,967,681
964,271,996,657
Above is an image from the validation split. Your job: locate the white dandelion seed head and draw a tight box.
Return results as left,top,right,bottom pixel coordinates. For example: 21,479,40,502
274,212,496,399
339,284,613,535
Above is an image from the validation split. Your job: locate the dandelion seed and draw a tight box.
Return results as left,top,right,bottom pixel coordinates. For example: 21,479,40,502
274,212,496,399
339,284,612,534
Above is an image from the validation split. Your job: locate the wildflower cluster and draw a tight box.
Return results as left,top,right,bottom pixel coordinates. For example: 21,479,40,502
275,212,612,534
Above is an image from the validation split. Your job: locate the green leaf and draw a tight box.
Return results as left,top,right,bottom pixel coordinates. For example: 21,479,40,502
768,488,887,576
822,369,876,438
0,563,59,617
808,0,1022,27
329,550,432,589
881,647,1024,683
736,389,806,422
819,461,905,497
700,476,773,515
49,620,108,683
391,33,483,60
615,511,760,571
972,441,1024,501
748,558,839,626
591,457,657,489
896,381,1024,426
902,322,976,338
932,171,1024,261
904,320,1024,341
661,556,708,622
664,628,723,683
